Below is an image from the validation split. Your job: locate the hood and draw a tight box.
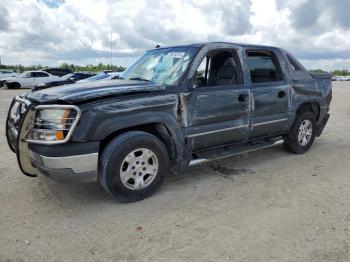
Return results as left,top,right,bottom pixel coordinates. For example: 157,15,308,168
27,79,166,104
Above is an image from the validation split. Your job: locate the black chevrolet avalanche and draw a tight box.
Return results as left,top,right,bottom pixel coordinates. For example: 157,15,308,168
6,42,332,202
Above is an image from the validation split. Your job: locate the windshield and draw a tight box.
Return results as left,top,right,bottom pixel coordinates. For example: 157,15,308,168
121,46,199,85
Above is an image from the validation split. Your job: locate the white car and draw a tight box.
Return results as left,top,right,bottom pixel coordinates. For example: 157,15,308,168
0,70,19,87
0,69,19,79
4,71,59,89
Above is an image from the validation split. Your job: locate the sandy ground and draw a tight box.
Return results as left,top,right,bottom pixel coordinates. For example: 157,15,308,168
0,82,349,262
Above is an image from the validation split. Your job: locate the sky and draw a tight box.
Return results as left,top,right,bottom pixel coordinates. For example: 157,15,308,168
1,0,350,70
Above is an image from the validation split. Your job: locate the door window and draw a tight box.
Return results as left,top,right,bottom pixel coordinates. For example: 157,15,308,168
246,51,283,83
24,73,33,77
195,50,242,87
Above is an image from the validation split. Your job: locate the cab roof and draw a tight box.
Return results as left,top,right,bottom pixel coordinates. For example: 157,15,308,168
149,42,280,51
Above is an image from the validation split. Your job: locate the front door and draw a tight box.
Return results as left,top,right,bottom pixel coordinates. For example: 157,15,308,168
184,47,250,152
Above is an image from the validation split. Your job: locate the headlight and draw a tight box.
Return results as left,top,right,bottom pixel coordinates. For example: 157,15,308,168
25,105,81,144
37,83,46,87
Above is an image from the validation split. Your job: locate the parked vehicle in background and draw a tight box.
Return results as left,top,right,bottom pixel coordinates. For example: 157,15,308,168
76,72,111,83
332,76,350,81
0,70,19,87
41,68,72,77
0,69,19,79
32,72,95,91
103,72,123,80
3,71,59,89
76,72,123,83
6,42,332,202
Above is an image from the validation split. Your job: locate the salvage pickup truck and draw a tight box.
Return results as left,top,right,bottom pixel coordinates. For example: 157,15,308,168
6,42,332,202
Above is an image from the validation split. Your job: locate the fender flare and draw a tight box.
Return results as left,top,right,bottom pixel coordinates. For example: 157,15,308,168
294,99,321,118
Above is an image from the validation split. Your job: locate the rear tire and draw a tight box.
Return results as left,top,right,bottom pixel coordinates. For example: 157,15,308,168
284,111,316,154
99,131,169,202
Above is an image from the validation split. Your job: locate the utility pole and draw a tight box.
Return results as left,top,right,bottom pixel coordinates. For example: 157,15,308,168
110,32,113,67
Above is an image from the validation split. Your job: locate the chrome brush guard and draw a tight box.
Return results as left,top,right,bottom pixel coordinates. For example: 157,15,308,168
6,95,40,177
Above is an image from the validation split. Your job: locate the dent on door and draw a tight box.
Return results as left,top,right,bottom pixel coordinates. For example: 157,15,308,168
250,84,290,138
253,85,289,117
186,87,250,151
189,89,248,126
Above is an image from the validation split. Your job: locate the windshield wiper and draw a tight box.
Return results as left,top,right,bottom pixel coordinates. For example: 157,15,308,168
129,77,151,83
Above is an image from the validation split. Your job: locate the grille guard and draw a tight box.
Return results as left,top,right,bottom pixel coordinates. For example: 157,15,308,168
6,97,17,153
6,95,40,177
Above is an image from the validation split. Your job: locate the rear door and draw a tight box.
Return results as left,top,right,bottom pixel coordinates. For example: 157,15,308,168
245,49,290,138
20,73,34,88
184,46,250,151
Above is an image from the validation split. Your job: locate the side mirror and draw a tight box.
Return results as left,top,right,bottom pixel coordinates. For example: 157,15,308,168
190,72,206,90
195,76,206,88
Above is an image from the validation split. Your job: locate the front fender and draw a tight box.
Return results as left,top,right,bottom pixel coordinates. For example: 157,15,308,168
72,110,187,160
93,111,183,142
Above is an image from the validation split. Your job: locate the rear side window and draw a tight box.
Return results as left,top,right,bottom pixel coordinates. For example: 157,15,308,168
246,51,283,83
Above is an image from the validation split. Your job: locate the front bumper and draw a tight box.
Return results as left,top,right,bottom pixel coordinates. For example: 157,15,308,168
6,95,99,183
29,150,98,183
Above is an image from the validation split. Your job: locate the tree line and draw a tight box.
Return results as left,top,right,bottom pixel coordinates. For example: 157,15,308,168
0,63,126,73
309,69,350,76
1,63,350,76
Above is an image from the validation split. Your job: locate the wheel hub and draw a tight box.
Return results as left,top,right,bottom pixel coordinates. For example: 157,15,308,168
119,148,159,190
298,119,313,146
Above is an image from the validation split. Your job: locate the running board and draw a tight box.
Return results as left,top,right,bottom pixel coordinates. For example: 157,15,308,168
189,139,284,167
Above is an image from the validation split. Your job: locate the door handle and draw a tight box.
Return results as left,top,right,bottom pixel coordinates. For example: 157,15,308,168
278,91,286,98
238,94,246,102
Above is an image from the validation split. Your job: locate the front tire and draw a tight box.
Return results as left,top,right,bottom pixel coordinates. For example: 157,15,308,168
7,82,21,89
284,111,316,154
99,131,169,202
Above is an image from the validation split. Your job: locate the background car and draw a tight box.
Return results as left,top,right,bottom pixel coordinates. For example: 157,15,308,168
41,68,72,77
33,72,95,91
0,70,19,87
105,72,123,80
76,72,123,83
4,70,59,89
0,69,19,78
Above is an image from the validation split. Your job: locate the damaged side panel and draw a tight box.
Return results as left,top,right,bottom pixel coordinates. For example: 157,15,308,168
72,93,182,142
